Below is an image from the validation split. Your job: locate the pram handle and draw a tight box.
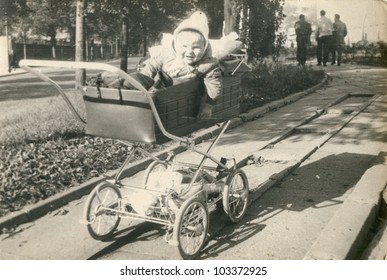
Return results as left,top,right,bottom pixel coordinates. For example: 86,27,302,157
19,59,187,143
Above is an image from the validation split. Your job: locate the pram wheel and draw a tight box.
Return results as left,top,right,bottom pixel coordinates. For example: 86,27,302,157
223,169,249,223
83,182,122,240
173,196,208,259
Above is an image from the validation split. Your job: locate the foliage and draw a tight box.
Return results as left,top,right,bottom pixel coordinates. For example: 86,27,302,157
343,40,387,66
281,2,317,35
0,64,324,218
0,0,30,36
0,91,156,217
5,0,193,60
235,0,286,60
88,0,193,54
25,0,74,45
4,0,288,65
377,41,387,66
240,59,325,112
193,0,224,38
0,136,135,217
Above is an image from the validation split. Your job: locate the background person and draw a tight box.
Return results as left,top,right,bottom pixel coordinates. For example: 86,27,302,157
331,14,348,66
315,10,333,66
294,14,312,65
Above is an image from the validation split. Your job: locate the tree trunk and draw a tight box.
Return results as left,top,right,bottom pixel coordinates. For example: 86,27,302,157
51,38,56,59
116,37,119,58
23,37,26,59
224,0,236,36
84,14,88,61
75,0,85,88
85,39,89,61
142,36,147,57
120,19,128,72
90,39,94,61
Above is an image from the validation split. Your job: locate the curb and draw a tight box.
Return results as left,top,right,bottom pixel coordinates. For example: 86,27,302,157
239,75,329,121
0,69,26,78
304,147,387,260
361,194,387,260
0,75,329,233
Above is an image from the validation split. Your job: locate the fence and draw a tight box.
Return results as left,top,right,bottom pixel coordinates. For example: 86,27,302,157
13,42,123,61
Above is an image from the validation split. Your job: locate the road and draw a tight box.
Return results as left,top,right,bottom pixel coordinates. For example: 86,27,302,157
0,57,140,101
0,63,385,260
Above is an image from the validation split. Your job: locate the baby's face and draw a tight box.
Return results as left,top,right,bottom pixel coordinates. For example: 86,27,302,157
175,30,206,65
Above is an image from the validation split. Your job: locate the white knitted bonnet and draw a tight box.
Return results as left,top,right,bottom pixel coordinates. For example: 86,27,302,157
173,11,209,51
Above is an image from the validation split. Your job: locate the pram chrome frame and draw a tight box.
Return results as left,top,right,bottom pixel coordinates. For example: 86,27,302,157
19,59,249,259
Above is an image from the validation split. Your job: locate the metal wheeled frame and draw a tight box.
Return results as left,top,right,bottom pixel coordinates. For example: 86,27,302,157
19,59,250,259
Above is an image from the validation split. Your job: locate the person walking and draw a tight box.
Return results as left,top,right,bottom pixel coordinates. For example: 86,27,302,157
315,10,333,66
294,14,312,65
331,14,348,66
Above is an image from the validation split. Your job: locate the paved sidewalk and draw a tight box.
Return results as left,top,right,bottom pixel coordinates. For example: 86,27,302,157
0,68,25,77
0,63,386,259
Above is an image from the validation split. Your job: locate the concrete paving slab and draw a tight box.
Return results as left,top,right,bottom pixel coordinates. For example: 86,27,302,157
204,128,381,260
234,116,302,131
303,145,387,260
243,161,299,190
0,64,386,261
304,200,378,260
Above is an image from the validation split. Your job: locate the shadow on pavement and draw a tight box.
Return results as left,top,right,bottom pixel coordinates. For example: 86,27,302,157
199,152,376,259
88,222,165,260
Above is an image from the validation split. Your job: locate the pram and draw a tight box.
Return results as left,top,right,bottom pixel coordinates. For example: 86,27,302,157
19,59,249,259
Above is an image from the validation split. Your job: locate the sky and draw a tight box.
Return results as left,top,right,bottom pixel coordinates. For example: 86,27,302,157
284,0,387,44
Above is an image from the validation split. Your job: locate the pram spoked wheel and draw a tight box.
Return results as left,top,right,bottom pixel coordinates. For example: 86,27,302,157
223,169,249,223
173,196,209,260
83,182,122,240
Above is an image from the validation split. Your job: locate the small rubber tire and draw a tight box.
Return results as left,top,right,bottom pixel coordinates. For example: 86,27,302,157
83,182,122,240
223,169,249,223
173,197,209,260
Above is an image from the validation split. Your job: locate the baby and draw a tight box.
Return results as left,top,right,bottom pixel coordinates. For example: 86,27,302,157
140,12,222,119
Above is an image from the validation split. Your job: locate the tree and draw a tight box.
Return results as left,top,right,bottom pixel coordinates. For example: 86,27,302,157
224,0,285,61
242,0,285,59
0,0,31,61
0,0,29,35
88,0,192,71
26,0,73,59
224,0,238,36
75,0,85,88
193,0,224,38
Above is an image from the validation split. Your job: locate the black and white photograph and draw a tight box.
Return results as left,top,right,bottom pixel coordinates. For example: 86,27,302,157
0,0,386,278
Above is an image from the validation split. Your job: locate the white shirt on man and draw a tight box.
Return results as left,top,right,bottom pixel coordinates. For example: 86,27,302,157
316,16,333,38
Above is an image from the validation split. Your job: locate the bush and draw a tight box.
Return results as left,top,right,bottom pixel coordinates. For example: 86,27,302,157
240,59,325,112
343,40,387,66
377,41,387,66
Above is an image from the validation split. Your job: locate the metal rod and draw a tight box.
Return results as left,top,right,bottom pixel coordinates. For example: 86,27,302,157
99,207,170,226
20,64,86,124
19,59,188,144
185,120,231,191
114,145,138,181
